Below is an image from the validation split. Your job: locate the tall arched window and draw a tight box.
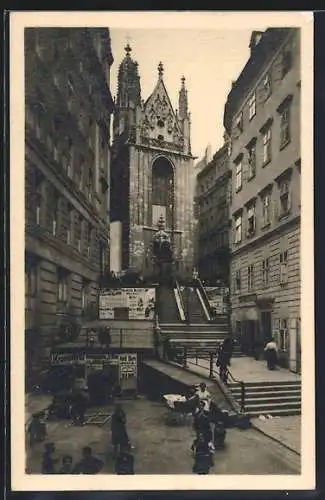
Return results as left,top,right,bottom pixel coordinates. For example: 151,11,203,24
152,157,174,229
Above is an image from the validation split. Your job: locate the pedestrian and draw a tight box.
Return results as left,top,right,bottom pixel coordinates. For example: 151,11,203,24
41,442,58,474
195,383,212,412
58,454,73,474
28,412,47,446
217,336,233,383
72,446,103,474
192,433,214,475
264,337,278,370
115,447,135,475
111,404,131,458
193,401,212,442
213,418,227,449
71,390,88,426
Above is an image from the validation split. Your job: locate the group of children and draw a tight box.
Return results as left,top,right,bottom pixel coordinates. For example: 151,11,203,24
41,443,103,474
190,383,227,475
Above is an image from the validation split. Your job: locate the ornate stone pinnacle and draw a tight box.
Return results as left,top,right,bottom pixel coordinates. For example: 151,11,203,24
158,61,164,78
157,213,165,230
125,43,132,56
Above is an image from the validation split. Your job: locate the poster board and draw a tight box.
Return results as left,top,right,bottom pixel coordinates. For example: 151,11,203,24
118,353,137,391
99,288,156,320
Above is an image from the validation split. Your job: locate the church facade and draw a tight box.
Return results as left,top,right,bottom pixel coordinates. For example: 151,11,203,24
110,45,197,280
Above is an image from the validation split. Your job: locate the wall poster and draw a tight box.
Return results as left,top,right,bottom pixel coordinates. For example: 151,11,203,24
99,288,156,320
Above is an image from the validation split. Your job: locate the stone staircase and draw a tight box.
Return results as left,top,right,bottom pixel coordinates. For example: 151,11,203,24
179,286,209,324
229,380,301,417
156,285,181,323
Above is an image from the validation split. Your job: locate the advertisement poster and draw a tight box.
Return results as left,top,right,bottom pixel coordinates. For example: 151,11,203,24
99,288,156,320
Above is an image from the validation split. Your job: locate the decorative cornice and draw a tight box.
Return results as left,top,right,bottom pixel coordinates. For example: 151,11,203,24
231,214,300,257
274,166,293,184
259,117,273,134
258,182,274,197
276,94,293,113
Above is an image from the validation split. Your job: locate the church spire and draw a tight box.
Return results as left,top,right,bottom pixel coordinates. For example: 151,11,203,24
178,75,188,120
158,61,164,80
116,44,141,109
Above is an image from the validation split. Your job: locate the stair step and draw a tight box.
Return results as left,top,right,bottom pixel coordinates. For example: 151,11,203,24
243,400,301,410
249,408,301,417
229,380,301,388
244,395,301,405
231,386,301,394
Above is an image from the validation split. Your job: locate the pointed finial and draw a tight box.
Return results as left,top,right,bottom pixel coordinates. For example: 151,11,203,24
181,75,186,86
125,43,132,56
157,213,165,230
158,61,164,78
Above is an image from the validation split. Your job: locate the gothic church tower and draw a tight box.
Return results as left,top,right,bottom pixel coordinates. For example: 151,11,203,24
110,44,196,279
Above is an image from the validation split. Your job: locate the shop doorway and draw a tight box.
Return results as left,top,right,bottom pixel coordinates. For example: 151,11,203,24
260,311,272,342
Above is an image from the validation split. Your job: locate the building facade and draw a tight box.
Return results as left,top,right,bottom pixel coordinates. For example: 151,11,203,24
25,28,114,386
195,143,231,285
224,28,301,372
110,46,197,280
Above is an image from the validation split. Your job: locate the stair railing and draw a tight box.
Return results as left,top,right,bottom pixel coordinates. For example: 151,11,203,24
195,287,211,322
175,280,187,322
196,278,212,321
223,368,245,414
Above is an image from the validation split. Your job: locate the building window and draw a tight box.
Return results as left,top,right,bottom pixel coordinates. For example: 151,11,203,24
279,319,288,351
235,112,243,132
247,264,254,291
263,73,272,99
57,273,69,303
26,265,38,297
234,214,242,244
262,258,269,288
247,143,256,179
247,204,256,236
262,192,271,226
262,127,272,165
280,250,288,285
235,269,241,293
280,106,291,148
52,194,59,236
81,282,89,310
67,206,74,245
248,93,256,120
235,161,242,192
279,179,291,217
282,48,292,78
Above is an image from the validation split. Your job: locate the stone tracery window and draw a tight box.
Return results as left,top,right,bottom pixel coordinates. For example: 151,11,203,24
152,157,174,229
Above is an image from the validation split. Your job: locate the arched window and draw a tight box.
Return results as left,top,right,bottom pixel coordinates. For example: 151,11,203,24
152,157,174,228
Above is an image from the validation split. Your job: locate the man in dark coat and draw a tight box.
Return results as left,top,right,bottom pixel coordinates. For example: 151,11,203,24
217,336,233,383
115,447,135,474
111,404,130,458
41,442,58,474
72,446,103,474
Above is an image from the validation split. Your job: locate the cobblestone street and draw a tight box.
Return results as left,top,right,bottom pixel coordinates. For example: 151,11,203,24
26,397,300,475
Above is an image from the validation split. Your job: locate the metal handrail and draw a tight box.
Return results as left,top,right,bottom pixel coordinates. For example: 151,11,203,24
175,346,246,414
223,367,245,414
196,278,213,320
175,280,187,322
